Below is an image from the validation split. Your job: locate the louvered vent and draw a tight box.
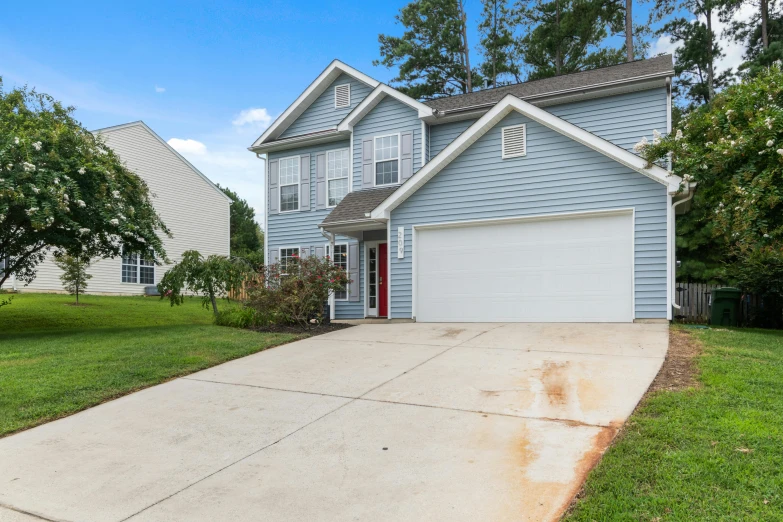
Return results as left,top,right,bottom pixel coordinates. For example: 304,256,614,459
501,124,526,159
334,84,351,109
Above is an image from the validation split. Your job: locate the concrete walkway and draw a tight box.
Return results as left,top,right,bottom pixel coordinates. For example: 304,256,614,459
0,323,667,522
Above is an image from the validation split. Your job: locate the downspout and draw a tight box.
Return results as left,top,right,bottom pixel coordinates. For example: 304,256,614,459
670,186,695,312
320,227,336,321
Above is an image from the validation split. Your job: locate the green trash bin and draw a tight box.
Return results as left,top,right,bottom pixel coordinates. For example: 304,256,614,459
710,287,742,326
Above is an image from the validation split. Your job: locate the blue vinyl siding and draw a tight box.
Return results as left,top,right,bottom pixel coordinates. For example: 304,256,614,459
267,140,364,318
352,96,422,190
279,73,374,139
390,110,668,320
428,88,669,157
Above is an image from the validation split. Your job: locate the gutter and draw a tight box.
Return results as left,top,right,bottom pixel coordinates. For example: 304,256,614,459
670,184,696,311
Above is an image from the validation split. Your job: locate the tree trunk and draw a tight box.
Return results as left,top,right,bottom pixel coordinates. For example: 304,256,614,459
492,0,498,87
556,0,562,75
761,0,769,49
76,286,79,305
625,0,633,61
705,4,716,101
459,0,473,92
210,292,218,316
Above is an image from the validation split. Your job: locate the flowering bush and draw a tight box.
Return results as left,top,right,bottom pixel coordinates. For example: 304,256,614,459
246,254,350,329
0,81,169,296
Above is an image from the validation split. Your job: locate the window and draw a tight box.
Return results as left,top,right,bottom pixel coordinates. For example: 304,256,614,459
374,134,399,186
279,247,300,275
279,157,300,212
327,149,350,207
334,84,351,108
121,247,155,285
326,244,348,300
501,124,526,159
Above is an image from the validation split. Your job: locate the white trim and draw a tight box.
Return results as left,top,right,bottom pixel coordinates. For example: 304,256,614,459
334,83,351,109
251,60,380,147
337,84,433,132
373,132,401,187
325,147,351,208
95,121,232,204
666,193,673,321
371,94,681,220
364,240,382,318
411,208,636,323
278,155,301,213
501,123,527,159
325,242,349,301
421,120,427,165
386,221,392,319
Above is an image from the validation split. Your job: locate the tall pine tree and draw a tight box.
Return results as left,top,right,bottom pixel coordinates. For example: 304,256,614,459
478,0,521,86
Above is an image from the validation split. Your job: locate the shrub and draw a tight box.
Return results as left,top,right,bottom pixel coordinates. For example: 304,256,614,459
214,306,267,328
246,253,350,329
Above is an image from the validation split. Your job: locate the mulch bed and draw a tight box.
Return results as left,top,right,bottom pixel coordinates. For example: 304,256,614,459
248,322,354,337
648,327,704,393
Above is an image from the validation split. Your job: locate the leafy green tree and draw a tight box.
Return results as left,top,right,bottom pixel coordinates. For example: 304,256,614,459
478,0,522,86
0,81,169,297
375,0,480,99
516,0,625,80
158,250,253,315
638,65,783,290
54,254,93,304
219,185,264,261
724,1,783,76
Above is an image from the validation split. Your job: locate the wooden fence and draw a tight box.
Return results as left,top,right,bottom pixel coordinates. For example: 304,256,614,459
673,282,720,324
228,274,264,301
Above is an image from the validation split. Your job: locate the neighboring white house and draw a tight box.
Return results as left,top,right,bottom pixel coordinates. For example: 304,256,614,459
17,121,231,295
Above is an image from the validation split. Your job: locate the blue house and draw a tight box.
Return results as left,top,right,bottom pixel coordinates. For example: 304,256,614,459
249,56,693,323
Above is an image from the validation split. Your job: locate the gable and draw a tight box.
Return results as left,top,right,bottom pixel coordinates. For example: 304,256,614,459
279,73,374,139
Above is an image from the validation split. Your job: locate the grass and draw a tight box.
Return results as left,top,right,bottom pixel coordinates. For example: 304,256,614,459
0,293,301,437
566,326,783,521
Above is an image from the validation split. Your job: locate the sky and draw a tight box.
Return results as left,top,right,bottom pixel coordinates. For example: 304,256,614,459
1,1,753,228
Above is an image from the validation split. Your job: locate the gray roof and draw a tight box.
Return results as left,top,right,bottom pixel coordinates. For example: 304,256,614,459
320,187,398,225
425,55,674,113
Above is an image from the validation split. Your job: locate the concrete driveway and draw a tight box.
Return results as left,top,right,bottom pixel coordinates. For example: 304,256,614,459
0,323,667,522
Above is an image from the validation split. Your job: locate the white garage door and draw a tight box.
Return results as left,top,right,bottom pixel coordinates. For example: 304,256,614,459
415,211,634,322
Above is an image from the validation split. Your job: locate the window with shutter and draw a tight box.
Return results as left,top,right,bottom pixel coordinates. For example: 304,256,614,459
501,124,526,159
334,84,351,109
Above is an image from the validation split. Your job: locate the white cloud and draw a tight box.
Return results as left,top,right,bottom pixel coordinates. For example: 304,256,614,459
232,107,272,128
167,138,207,156
155,85,166,93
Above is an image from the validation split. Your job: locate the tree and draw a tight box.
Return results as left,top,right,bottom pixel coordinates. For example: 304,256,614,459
637,65,783,291
0,81,169,298
375,0,480,99
723,1,783,76
54,254,92,304
219,185,264,261
158,250,253,315
516,0,625,80
478,0,522,86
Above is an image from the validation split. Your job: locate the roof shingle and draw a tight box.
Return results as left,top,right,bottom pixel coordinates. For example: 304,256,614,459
320,187,398,226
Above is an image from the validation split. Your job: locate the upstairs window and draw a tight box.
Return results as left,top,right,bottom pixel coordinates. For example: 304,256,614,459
122,246,155,285
327,149,350,207
279,157,300,212
374,134,399,186
501,124,526,159
334,84,351,109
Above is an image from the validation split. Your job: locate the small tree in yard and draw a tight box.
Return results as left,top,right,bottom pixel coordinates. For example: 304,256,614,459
54,254,92,304
246,254,350,329
158,250,253,316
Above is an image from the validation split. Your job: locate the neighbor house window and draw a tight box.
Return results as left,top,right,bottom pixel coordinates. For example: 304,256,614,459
279,247,300,275
279,157,300,212
122,246,155,284
327,149,350,207
374,134,399,186
326,244,348,300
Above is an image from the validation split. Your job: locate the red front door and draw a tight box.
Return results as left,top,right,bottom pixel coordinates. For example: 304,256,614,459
378,243,388,317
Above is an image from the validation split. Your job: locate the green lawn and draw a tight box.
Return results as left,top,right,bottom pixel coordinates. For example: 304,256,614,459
566,326,783,521
0,293,300,437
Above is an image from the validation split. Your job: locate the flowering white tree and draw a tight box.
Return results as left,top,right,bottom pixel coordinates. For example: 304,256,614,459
0,80,169,296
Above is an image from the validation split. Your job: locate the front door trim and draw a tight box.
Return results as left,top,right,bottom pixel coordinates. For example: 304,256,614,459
364,240,387,318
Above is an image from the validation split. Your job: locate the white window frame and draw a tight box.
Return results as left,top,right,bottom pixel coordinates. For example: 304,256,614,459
326,148,351,208
334,84,351,109
501,123,527,159
278,246,301,276
278,156,301,213
373,132,401,187
325,243,349,301
121,246,155,285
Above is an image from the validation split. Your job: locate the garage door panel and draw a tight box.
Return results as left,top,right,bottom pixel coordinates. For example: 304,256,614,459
415,212,634,323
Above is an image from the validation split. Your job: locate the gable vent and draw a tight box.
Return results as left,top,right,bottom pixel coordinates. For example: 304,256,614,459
334,84,351,109
501,124,526,159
